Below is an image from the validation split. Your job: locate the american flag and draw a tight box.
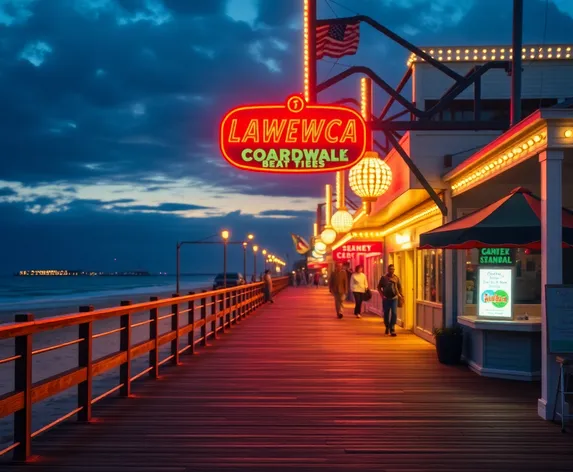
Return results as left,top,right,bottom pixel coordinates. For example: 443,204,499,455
316,21,360,60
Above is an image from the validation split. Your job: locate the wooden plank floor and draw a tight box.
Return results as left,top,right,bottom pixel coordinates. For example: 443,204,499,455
6,287,573,471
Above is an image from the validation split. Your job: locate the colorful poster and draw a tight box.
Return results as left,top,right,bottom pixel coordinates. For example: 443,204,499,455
478,267,513,319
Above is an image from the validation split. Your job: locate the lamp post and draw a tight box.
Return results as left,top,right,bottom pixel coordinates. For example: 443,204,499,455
221,230,230,288
253,245,259,281
242,241,247,280
262,249,267,271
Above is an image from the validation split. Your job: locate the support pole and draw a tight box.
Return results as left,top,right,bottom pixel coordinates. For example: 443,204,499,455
361,77,374,150
304,0,317,103
510,0,523,126
223,242,228,288
325,184,332,226
336,170,345,210
538,149,563,420
176,243,180,294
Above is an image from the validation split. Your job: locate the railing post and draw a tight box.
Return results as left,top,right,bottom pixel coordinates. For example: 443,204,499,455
226,290,232,329
211,294,218,339
78,306,93,423
171,294,180,365
149,296,159,378
13,313,33,461
220,292,226,334
188,292,195,354
119,300,132,397
201,290,208,347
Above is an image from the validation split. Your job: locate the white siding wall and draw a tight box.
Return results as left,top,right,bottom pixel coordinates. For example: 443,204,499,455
413,62,573,106
408,131,502,188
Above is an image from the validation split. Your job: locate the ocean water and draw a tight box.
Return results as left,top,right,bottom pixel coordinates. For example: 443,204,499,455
0,275,213,312
0,274,214,449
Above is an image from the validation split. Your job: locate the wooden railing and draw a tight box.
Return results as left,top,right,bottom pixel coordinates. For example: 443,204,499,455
0,277,289,461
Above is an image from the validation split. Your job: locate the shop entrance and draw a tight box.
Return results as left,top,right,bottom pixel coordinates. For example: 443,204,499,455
392,250,415,330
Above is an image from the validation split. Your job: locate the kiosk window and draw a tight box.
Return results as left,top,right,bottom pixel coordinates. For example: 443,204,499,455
464,248,541,305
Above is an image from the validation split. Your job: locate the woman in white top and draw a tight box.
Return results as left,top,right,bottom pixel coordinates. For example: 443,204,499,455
350,265,368,318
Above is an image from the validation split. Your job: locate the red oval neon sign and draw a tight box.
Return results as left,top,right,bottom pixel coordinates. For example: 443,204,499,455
220,95,367,173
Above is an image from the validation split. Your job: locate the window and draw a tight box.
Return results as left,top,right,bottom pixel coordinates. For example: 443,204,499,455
418,249,442,303
464,248,541,306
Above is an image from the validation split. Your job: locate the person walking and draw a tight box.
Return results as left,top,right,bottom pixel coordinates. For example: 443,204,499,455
263,269,274,303
329,262,348,319
350,265,368,318
313,271,320,288
377,264,403,336
344,263,353,302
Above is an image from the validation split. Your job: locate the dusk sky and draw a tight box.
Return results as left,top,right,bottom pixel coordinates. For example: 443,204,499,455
1,0,572,274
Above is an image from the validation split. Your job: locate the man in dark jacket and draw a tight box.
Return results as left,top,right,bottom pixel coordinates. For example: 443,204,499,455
329,262,348,319
377,264,403,336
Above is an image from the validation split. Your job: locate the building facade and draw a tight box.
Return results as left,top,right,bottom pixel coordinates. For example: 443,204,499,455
318,44,573,417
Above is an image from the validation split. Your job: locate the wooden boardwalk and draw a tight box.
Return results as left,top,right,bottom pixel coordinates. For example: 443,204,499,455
6,287,573,471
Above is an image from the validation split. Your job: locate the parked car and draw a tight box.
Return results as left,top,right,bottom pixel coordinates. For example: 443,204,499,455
213,273,246,290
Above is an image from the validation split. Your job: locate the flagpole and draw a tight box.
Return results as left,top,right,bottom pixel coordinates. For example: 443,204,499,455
304,0,317,103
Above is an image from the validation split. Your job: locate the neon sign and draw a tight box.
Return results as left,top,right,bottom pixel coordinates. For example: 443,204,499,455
219,95,367,173
333,241,383,261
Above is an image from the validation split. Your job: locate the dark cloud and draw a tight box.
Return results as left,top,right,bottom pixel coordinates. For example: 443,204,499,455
125,202,211,212
259,209,316,217
0,187,17,197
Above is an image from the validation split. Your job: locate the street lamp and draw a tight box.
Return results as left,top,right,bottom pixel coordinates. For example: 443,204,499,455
221,230,230,288
248,233,254,241
262,249,267,271
242,241,248,280
253,245,259,281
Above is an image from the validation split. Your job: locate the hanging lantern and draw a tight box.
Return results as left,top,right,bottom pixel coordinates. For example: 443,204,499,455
314,240,327,253
320,227,337,245
349,151,392,202
331,209,354,233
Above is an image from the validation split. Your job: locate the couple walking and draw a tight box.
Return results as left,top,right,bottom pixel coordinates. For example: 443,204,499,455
329,262,403,336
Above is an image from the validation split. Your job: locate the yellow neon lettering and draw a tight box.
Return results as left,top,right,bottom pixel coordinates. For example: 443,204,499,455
285,120,300,143
302,119,325,142
242,120,259,143
263,119,287,143
325,119,342,143
339,120,357,143
228,119,240,143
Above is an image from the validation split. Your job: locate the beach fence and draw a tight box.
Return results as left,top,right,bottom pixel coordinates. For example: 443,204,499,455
0,277,289,461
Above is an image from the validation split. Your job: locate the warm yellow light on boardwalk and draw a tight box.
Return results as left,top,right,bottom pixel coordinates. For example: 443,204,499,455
248,233,254,240
242,241,247,248
221,230,230,240
253,245,259,253
262,249,267,256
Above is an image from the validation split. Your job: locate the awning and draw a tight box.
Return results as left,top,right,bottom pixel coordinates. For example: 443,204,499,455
419,187,573,250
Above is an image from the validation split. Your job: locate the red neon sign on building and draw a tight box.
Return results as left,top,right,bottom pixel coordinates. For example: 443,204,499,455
220,95,367,173
333,241,383,262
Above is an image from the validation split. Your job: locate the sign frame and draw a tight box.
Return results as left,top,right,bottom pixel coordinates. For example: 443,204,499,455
477,266,514,320
545,284,573,354
333,241,383,262
219,94,368,174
